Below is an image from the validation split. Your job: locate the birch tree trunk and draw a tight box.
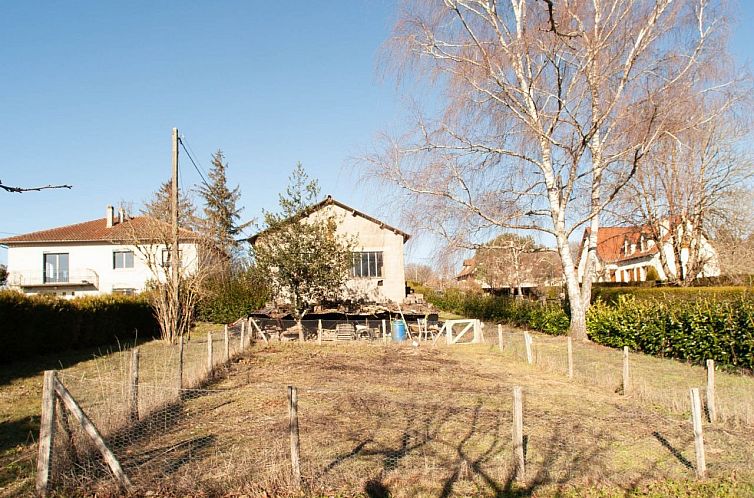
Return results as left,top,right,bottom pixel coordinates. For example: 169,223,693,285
363,0,726,339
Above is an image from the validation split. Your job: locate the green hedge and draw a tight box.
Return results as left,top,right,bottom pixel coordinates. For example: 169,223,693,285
196,269,269,324
424,286,754,370
591,285,753,304
587,295,754,370
0,291,159,363
427,288,570,335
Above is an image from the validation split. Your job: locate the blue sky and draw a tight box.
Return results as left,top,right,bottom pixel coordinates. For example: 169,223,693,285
1,1,752,266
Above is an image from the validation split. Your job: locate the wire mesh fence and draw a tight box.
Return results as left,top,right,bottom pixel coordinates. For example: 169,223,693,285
487,323,754,426
44,373,519,496
35,317,754,496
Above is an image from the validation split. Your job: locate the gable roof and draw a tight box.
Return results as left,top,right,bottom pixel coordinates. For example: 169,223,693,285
0,216,199,245
581,225,659,264
456,259,477,279
248,195,411,244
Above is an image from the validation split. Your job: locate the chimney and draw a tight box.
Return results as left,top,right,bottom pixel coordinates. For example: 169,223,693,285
106,205,114,228
118,207,125,224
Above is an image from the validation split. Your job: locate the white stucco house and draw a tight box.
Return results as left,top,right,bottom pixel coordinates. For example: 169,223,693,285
0,206,200,298
249,196,410,304
577,221,719,283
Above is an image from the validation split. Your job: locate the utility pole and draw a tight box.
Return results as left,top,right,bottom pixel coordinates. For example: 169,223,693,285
171,128,180,342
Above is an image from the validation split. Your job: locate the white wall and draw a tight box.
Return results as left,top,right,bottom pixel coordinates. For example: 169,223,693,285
311,204,407,303
6,241,198,298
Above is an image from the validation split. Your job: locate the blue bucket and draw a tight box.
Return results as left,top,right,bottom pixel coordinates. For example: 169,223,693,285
392,320,407,342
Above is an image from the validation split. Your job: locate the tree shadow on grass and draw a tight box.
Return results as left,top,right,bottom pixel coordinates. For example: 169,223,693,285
52,385,225,491
316,399,622,498
0,338,153,387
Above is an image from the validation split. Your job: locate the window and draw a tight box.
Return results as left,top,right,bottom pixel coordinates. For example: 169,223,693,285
113,288,136,296
351,251,383,278
161,249,182,267
43,253,69,283
113,250,134,269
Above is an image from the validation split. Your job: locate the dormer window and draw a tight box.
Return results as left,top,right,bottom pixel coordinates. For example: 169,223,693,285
623,239,629,255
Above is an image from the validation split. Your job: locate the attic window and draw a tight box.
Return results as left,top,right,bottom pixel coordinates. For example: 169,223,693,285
623,240,629,255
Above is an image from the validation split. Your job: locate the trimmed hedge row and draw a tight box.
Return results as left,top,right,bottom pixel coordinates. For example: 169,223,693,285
587,295,754,370
424,286,754,370
0,291,159,363
591,285,753,305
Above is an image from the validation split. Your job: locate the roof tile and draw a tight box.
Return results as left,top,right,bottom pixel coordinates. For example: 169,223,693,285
0,216,198,245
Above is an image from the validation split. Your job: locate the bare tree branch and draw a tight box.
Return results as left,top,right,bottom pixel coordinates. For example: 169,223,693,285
0,181,72,193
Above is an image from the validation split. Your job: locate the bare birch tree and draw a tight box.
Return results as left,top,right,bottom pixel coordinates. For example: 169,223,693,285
613,102,752,285
713,190,754,283
364,0,727,339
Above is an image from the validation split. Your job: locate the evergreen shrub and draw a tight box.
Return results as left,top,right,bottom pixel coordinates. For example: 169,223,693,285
0,291,158,363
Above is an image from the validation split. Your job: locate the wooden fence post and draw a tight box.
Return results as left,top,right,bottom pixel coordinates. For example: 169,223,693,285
178,335,184,390
224,325,230,362
240,322,246,352
706,359,717,423
288,386,302,488
524,332,533,365
36,370,57,497
622,346,630,395
317,319,323,345
512,386,525,482
567,337,574,380
690,387,707,478
129,348,139,423
498,324,503,352
53,377,132,490
207,333,213,373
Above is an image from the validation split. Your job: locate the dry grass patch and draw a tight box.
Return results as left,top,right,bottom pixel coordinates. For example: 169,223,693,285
3,325,754,497
49,341,754,496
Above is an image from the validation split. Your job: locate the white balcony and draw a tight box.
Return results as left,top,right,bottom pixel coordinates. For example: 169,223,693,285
8,269,100,289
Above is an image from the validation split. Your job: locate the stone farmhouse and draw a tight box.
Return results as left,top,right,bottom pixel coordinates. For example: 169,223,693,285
249,196,410,304
0,206,200,298
576,221,719,283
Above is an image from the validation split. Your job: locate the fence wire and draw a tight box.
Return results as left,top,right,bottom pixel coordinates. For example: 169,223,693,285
47,373,517,496
41,319,754,496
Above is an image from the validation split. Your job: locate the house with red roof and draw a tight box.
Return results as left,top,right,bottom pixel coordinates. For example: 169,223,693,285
0,206,200,298
576,221,719,283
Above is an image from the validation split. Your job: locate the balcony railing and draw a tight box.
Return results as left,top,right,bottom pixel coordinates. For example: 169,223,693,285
8,269,99,288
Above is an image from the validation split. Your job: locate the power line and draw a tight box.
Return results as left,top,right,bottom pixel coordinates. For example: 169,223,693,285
178,137,212,193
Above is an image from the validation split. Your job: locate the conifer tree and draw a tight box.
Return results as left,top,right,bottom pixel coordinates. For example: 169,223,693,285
142,179,199,231
198,150,249,259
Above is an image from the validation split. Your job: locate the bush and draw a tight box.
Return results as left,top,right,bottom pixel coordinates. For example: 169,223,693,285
587,295,754,370
0,291,159,363
196,268,269,324
424,288,570,336
422,284,753,370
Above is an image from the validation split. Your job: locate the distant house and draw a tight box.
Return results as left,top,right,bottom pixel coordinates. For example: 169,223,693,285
456,250,563,295
249,195,410,304
576,221,719,283
0,206,200,298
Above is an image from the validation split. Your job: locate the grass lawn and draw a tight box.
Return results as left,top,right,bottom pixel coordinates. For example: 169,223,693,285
0,322,224,497
1,322,753,497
